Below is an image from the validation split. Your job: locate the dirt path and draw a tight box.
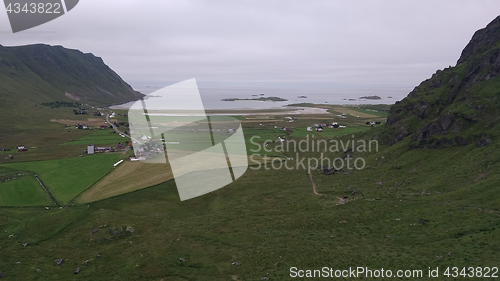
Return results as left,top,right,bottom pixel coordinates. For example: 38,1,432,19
308,173,322,195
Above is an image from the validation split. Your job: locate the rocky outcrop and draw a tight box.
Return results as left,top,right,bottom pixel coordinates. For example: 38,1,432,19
382,15,500,148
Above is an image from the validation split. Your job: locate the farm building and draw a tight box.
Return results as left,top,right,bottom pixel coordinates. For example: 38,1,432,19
95,147,113,153
117,143,125,149
85,145,113,154
18,145,28,152
86,144,95,154
316,127,323,132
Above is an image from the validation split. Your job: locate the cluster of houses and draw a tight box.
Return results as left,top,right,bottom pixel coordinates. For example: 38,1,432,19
307,122,347,132
275,126,294,132
130,141,165,161
76,124,89,130
0,145,28,152
74,124,112,130
85,143,125,154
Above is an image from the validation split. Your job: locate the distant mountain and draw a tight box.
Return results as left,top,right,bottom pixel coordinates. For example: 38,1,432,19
381,15,500,148
0,44,143,107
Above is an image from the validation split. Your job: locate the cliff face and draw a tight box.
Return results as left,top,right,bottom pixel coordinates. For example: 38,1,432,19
382,16,500,148
0,44,143,107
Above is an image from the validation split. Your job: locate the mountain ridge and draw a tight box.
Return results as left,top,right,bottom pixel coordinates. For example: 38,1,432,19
0,43,143,107
381,15,500,149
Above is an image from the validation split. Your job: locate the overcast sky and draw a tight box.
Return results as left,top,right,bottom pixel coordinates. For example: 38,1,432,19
1,0,499,89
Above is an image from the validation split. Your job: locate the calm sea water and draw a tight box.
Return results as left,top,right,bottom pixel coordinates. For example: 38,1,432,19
113,84,412,110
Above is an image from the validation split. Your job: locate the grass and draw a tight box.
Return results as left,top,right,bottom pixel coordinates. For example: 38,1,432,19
0,176,53,206
75,161,174,203
60,129,126,146
0,108,499,280
0,135,498,280
0,154,121,204
290,126,370,137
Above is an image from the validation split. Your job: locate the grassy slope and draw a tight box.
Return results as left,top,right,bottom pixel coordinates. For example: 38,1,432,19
0,154,120,204
0,176,53,206
0,128,498,280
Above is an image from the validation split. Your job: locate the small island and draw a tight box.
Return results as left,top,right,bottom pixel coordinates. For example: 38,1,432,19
298,96,307,98
359,95,382,100
222,96,288,102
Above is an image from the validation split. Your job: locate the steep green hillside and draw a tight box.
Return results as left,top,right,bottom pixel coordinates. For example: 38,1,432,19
381,16,500,149
0,43,143,107
0,44,143,148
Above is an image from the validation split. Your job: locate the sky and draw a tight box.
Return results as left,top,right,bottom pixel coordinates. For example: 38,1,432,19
1,0,499,89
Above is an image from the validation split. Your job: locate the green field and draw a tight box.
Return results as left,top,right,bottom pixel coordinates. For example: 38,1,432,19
349,107,389,118
60,129,126,146
0,154,121,204
0,176,53,206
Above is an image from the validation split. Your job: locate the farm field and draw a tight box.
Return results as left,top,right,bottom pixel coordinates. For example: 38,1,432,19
60,129,127,146
0,154,121,204
0,176,53,206
76,161,174,203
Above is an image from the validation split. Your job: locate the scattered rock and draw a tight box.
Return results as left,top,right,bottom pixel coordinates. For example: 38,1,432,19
420,190,430,195
477,135,491,147
0,272,3,278
45,207,50,210
74,268,80,274
262,278,269,280
419,219,429,224
231,262,241,266
126,226,135,233
92,229,101,234
36,269,41,273
55,259,64,266
8,235,13,239
376,182,383,185
179,258,184,262
22,243,27,247
409,168,417,173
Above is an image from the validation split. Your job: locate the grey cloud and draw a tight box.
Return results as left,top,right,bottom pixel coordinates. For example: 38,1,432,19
0,0,499,88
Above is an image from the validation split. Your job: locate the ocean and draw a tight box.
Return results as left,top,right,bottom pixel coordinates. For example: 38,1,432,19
113,83,412,110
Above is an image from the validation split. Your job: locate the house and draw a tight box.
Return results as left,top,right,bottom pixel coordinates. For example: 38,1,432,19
117,143,125,149
307,127,312,131
87,144,95,154
100,125,109,129
95,147,113,153
286,128,293,132
316,127,323,132
18,145,28,152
